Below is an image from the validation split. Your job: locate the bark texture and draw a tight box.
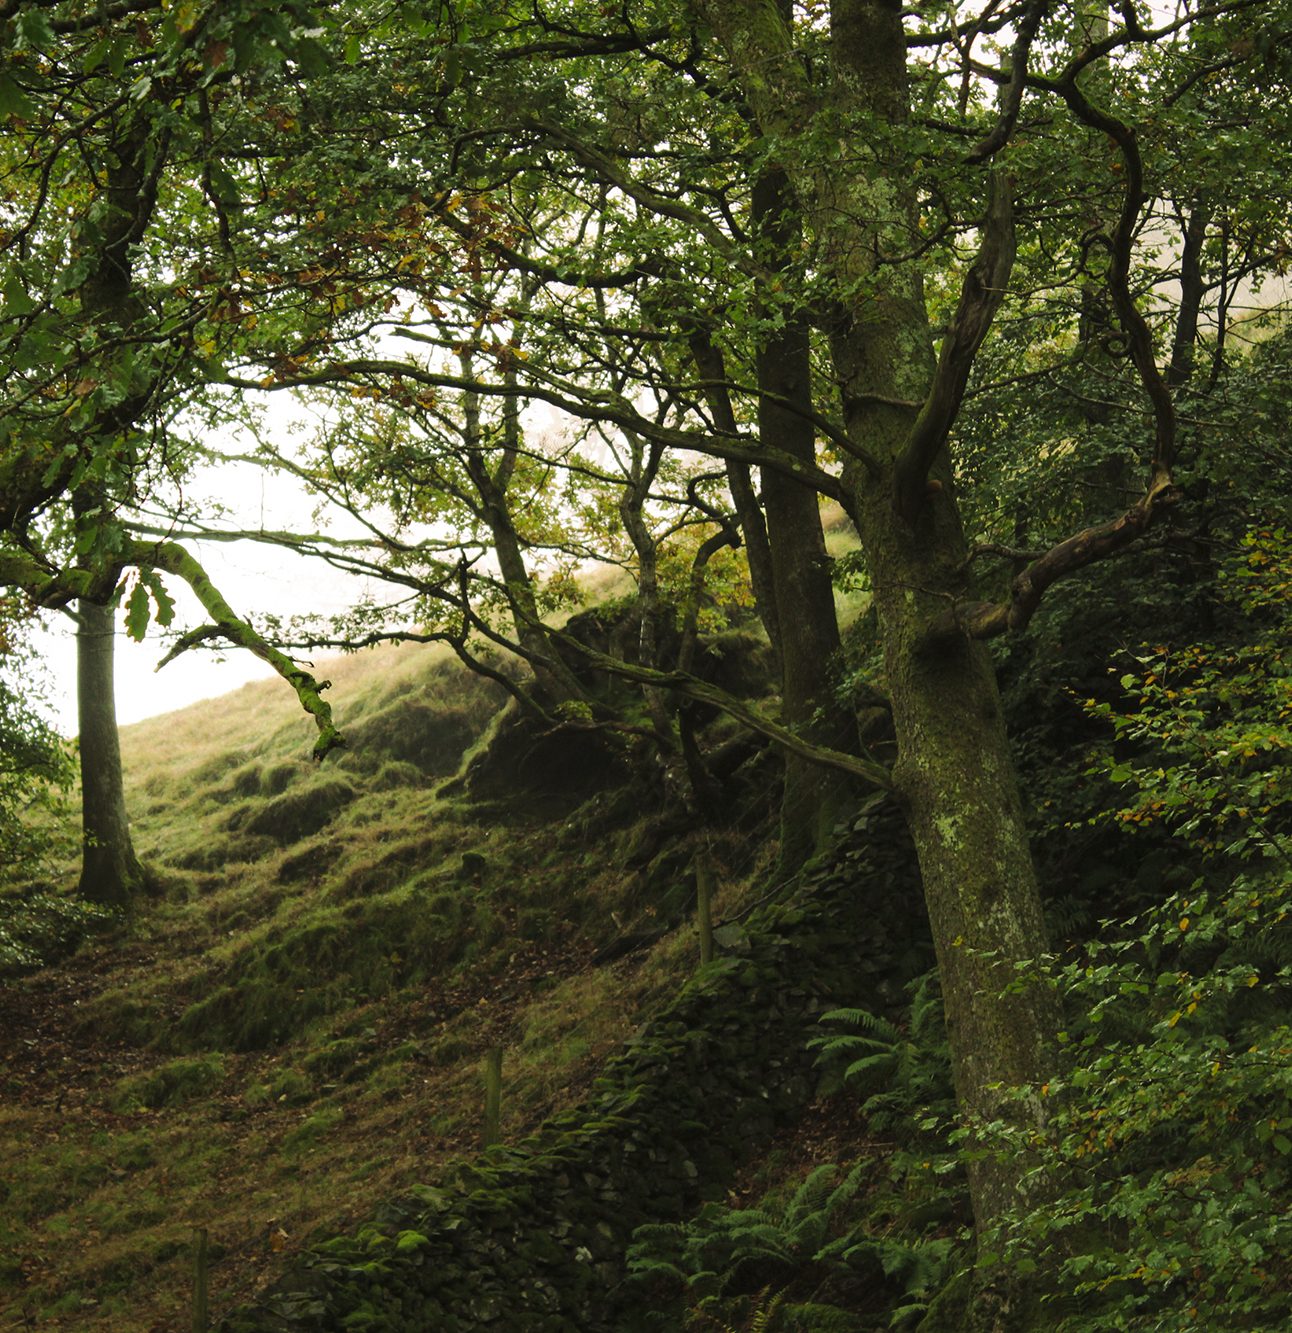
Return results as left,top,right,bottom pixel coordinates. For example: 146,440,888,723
755,161,858,870
76,597,146,909
694,0,1058,1295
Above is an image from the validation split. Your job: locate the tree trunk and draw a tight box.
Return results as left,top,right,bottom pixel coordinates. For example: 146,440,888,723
695,0,1058,1307
851,461,1054,1236
76,596,146,909
755,163,858,870
464,366,585,709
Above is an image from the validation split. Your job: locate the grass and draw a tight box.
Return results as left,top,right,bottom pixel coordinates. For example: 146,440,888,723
0,636,773,1330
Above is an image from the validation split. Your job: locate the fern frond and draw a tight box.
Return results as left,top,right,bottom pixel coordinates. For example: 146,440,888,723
817,1006,903,1041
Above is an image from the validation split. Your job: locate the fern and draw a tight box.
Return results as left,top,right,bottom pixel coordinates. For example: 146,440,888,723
628,1160,952,1331
809,973,953,1132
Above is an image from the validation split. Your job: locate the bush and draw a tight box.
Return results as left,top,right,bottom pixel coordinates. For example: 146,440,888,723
983,529,1292,1329
0,891,116,976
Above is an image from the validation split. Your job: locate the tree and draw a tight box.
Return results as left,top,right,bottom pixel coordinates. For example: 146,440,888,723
1,1,351,905
9,1,1288,1317
73,596,147,908
225,2,1287,1318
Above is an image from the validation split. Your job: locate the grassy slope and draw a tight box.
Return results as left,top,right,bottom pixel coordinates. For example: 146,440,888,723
0,640,779,1331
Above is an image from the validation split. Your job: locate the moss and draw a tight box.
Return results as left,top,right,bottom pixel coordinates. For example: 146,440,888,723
214,837,909,1332
171,832,276,873
284,1107,345,1155
373,760,424,791
303,1037,373,1082
174,884,506,1051
261,760,301,795
337,698,485,777
111,1054,226,1112
238,777,357,844
224,763,265,801
275,841,333,885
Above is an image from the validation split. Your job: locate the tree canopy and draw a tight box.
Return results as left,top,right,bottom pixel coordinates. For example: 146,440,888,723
3,0,1291,1324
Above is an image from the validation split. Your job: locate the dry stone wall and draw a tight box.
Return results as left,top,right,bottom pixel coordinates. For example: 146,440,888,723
217,822,916,1333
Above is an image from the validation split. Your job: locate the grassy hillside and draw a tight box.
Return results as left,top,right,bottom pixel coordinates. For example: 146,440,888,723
0,639,785,1330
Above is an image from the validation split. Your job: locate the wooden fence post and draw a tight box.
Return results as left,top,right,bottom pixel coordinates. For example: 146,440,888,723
483,1046,503,1147
192,1226,209,1333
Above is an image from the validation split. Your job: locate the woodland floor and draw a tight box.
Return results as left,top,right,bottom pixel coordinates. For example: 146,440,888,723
0,925,628,1330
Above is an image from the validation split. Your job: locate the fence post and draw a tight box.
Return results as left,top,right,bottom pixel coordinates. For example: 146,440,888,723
483,1046,503,1147
192,1226,209,1333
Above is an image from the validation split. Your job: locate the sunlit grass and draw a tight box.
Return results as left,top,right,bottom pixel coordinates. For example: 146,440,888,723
0,632,772,1328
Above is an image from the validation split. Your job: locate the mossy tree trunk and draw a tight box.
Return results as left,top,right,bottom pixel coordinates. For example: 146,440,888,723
65,111,158,912
753,152,858,872
76,596,146,909
694,0,1057,1310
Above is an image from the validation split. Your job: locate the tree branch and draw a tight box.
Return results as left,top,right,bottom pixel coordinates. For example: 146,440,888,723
932,485,1183,641
895,167,1016,520
544,624,893,791
228,356,847,503
127,539,343,760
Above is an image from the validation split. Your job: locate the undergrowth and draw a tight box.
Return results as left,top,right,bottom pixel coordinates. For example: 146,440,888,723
0,640,707,1329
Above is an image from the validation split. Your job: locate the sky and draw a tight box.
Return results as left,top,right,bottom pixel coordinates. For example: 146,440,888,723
30,446,392,737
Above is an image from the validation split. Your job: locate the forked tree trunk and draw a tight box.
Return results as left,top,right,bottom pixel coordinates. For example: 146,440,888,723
696,0,1058,1316
76,596,146,909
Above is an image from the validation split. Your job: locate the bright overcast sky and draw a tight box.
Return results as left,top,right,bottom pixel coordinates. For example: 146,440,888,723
30,399,401,736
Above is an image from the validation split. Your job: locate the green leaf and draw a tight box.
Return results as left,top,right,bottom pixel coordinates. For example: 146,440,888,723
1,269,37,317
107,35,129,77
14,10,56,50
82,38,111,74
143,573,176,629
125,582,150,642
0,73,37,121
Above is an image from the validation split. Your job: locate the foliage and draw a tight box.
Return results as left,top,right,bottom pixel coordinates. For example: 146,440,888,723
621,976,962,1333
627,1165,866,1330
983,877,1292,1331
0,633,73,876
626,1160,954,1332
810,974,952,1132
977,528,1292,1330
111,1053,227,1113
0,890,114,977
1080,527,1291,871
5,0,1292,1325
